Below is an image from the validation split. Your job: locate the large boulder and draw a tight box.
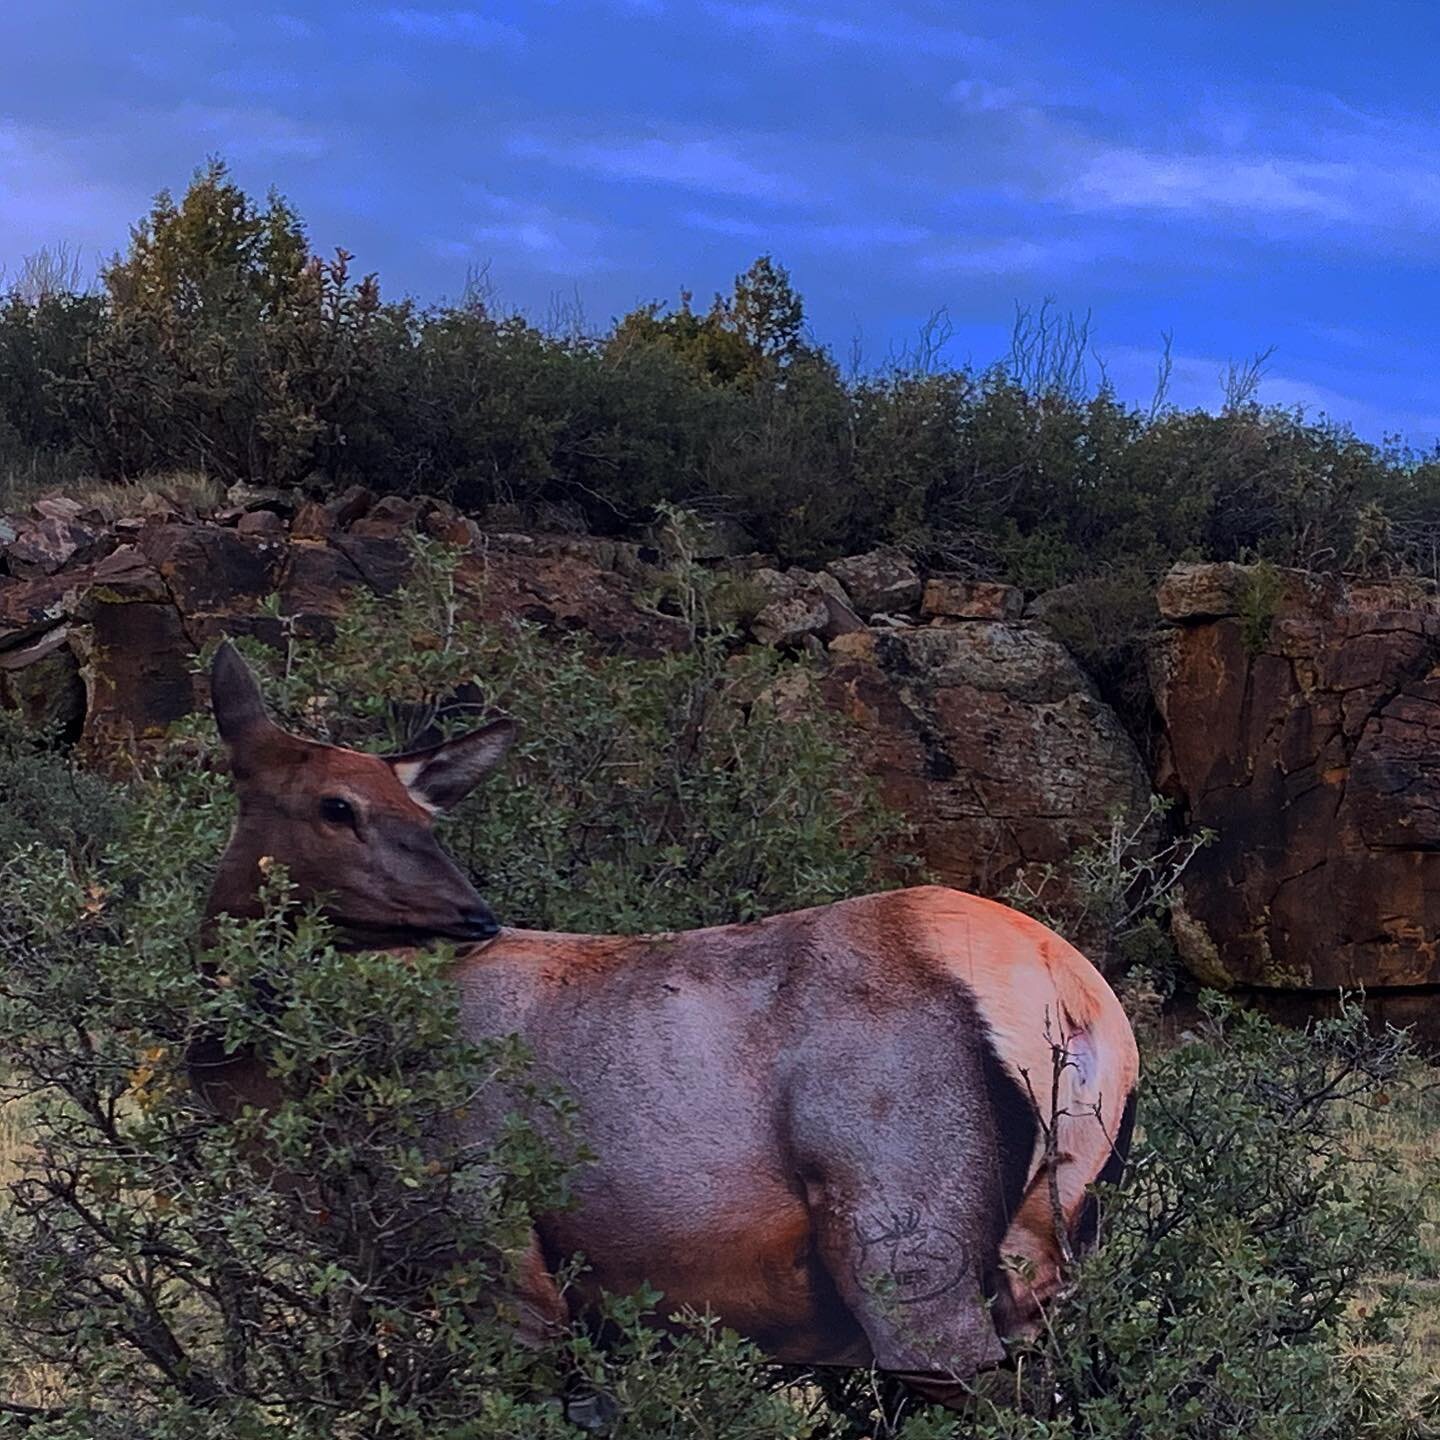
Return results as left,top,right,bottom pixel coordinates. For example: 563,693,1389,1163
825,548,922,619
823,621,1151,902
1151,561,1440,993
747,567,863,648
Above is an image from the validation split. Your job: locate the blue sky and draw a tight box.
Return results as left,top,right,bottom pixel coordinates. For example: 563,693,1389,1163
2,1,1438,447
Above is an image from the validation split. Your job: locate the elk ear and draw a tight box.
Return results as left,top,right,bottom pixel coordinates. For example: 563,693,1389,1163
210,640,273,748
389,718,517,813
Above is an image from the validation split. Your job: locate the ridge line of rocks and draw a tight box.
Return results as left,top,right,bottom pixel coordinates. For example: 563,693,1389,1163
12,487,1440,1032
1,484,1150,975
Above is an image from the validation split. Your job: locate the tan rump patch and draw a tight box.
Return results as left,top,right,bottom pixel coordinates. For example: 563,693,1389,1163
899,886,1139,1331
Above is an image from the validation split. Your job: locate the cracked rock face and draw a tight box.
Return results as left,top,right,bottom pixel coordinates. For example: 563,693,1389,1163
4,500,1156,936
1152,562,1440,991
0,510,686,759
822,621,1151,906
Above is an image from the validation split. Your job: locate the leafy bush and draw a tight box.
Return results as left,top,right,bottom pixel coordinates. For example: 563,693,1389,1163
0,537,911,1436
1024,565,1168,752
0,711,119,863
1238,558,1285,655
44,160,385,489
965,998,1439,1440
8,159,1440,602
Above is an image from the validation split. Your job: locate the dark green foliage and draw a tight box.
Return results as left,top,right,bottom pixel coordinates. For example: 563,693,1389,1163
1024,567,1161,750
962,999,1440,1440
8,161,1440,593
607,255,808,385
0,287,104,491
42,159,384,488
0,542,908,1436
0,711,119,862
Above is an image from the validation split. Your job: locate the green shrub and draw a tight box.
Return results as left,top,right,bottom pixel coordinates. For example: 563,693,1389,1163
0,711,120,863
963,998,1439,1440
1239,559,1285,655
0,537,911,1435
9,159,1440,644
1027,565,1168,750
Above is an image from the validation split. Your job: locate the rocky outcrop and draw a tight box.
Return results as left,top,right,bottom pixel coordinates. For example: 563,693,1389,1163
0,490,687,757
824,622,1150,898
2,490,1153,920
1151,562,1440,992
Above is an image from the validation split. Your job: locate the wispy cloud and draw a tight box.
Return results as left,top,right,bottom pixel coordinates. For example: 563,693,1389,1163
945,78,1023,114
1064,147,1354,219
683,209,929,249
213,64,302,97
702,1,992,59
1004,79,1440,245
1306,322,1376,352
511,132,804,202
381,8,525,48
435,188,611,276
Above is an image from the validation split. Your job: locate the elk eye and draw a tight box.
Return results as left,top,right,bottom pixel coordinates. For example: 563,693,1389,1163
319,796,356,827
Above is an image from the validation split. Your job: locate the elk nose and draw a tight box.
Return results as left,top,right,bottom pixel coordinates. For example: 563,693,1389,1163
460,906,500,940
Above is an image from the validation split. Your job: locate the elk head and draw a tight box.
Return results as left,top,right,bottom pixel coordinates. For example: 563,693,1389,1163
206,640,515,947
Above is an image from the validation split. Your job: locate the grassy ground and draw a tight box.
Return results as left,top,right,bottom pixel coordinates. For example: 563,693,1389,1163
1341,1069,1440,1416
0,465,226,516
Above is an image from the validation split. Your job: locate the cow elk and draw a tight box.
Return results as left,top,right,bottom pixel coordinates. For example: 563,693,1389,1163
199,640,1139,1396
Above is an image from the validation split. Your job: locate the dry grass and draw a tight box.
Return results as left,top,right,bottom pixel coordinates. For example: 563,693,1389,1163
0,468,228,517
0,1092,67,1412
0,1095,22,1189
1340,1068,1440,1415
